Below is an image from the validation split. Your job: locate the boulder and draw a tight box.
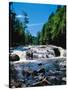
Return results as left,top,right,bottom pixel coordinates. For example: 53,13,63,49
53,48,60,56
9,54,20,62
26,50,33,59
38,63,42,66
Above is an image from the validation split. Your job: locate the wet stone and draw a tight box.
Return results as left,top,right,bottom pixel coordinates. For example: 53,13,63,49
32,70,38,77
38,68,45,74
10,54,20,62
38,63,42,66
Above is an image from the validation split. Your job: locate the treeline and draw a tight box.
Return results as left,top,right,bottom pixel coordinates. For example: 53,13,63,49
9,3,37,47
37,6,66,48
9,3,66,49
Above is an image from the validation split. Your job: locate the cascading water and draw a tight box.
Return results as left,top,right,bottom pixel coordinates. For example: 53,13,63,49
9,45,66,88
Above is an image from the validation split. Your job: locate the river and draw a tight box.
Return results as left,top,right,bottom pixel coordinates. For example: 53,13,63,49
9,45,66,88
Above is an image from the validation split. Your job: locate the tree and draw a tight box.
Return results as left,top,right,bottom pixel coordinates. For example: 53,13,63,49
9,3,26,46
38,6,66,48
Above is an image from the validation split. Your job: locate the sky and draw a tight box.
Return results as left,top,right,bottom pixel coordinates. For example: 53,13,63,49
12,2,58,36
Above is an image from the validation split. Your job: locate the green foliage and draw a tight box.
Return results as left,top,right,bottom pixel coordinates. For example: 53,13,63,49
9,3,33,47
38,6,66,48
25,30,33,45
9,3,66,49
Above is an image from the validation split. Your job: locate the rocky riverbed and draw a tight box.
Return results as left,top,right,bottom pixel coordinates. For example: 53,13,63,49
9,45,66,88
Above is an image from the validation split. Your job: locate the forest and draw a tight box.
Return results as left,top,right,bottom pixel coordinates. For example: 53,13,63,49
9,3,66,49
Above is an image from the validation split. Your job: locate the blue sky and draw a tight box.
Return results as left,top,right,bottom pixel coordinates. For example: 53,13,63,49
12,2,58,36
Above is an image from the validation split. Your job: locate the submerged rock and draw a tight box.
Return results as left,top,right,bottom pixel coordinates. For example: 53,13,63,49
22,68,32,78
38,73,45,81
38,68,45,74
38,63,42,66
46,76,63,85
32,70,38,77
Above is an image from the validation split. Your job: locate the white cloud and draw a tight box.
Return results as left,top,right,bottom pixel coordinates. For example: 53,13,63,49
16,14,29,19
27,23,43,27
16,14,25,18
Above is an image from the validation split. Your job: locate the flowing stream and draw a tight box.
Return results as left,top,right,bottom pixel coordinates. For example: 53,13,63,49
9,45,66,88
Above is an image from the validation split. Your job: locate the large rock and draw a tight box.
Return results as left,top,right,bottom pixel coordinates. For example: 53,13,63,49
53,48,60,56
26,50,33,59
10,54,20,62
